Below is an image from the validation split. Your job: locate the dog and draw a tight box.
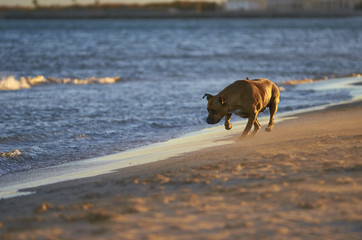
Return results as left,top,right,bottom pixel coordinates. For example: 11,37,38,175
203,77,280,140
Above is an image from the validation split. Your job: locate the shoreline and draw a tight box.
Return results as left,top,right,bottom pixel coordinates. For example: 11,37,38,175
1,90,361,239
1,9,362,19
0,76,361,200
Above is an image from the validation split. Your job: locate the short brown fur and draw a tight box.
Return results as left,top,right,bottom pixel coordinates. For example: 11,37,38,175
203,78,280,140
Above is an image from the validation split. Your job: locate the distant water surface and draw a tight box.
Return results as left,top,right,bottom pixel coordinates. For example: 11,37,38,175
0,18,362,176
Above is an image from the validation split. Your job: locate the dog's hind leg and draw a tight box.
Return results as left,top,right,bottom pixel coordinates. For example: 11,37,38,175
266,100,278,132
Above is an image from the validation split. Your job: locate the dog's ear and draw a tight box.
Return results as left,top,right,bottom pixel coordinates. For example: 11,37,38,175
203,93,213,101
246,76,250,80
219,96,227,105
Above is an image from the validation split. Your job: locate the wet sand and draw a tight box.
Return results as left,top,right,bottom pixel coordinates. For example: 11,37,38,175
1,101,362,240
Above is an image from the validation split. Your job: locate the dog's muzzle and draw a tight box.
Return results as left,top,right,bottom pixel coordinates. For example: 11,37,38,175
206,117,217,124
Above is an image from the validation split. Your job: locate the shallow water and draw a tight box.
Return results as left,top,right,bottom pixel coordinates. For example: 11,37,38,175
1,18,362,176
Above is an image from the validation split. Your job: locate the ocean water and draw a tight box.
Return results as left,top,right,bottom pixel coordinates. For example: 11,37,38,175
1,18,362,176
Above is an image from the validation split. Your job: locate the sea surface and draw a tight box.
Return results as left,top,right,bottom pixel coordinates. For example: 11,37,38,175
1,18,362,176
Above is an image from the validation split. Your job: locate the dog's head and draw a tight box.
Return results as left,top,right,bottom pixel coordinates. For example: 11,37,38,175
203,93,228,125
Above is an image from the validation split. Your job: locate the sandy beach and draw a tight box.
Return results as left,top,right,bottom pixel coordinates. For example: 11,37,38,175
1,98,362,239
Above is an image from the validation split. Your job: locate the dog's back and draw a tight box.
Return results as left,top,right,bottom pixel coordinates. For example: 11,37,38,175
249,78,280,107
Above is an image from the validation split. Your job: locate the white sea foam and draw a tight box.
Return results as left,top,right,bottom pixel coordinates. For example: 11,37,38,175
279,73,362,86
0,75,122,91
0,76,30,91
47,76,121,85
1,149,22,159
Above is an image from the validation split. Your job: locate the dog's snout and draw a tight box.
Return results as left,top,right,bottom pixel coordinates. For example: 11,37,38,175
206,117,214,124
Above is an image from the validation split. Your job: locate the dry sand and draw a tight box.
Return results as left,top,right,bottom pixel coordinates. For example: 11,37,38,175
0,101,361,240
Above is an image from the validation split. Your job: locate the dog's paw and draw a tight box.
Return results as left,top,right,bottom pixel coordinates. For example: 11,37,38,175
265,127,273,132
225,124,232,130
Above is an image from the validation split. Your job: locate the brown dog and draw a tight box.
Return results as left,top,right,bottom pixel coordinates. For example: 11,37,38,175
203,78,280,139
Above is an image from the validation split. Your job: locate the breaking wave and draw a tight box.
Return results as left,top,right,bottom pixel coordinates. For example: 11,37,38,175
1,149,22,159
279,73,362,86
0,75,123,91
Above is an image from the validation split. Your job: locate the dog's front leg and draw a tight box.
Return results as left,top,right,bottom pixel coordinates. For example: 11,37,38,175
251,117,261,135
238,112,257,140
224,113,232,130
